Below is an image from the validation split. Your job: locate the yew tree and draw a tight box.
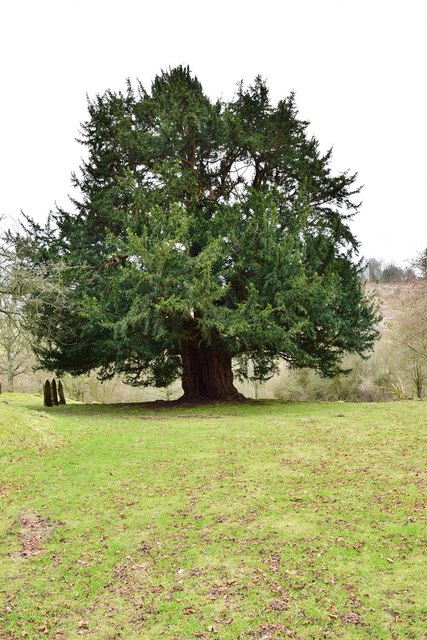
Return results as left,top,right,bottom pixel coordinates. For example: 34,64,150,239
17,67,380,399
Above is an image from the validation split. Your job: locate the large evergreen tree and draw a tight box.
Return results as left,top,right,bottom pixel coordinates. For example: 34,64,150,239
16,67,380,399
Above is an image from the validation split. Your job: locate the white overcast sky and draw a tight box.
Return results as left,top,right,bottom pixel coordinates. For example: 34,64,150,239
1,0,426,265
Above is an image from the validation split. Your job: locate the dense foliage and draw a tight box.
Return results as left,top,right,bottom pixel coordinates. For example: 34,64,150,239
15,67,380,398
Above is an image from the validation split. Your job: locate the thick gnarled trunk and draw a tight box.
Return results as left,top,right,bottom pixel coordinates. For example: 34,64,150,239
180,338,243,400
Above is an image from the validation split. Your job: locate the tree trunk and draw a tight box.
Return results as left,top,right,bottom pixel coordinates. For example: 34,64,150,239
7,369,14,393
180,338,243,400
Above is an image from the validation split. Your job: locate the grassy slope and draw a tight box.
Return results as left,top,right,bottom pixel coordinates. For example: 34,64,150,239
0,394,426,640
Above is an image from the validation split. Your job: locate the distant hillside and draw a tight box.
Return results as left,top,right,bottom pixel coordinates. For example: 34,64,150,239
366,281,426,332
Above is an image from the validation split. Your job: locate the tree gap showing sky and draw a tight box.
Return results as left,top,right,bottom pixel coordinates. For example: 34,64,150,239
1,0,425,265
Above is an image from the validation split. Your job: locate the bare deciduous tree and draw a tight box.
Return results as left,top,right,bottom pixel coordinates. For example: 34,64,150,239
0,297,32,391
396,281,427,397
411,248,427,279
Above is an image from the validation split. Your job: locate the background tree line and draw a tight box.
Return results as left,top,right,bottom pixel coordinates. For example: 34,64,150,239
364,248,427,283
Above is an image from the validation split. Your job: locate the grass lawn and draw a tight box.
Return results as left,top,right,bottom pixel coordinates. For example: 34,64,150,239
0,394,426,639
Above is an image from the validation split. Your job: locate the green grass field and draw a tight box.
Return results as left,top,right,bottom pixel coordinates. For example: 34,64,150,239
0,394,426,639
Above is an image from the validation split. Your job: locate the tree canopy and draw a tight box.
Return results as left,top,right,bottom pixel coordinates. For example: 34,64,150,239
15,66,380,399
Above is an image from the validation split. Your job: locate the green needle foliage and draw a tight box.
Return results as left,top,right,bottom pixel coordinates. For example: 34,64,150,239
15,66,380,399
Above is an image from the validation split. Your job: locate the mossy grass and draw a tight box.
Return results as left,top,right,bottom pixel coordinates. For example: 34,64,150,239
0,394,425,639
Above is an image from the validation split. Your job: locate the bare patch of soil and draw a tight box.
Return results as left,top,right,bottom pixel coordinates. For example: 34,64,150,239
0,481,14,499
138,412,240,421
19,510,57,557
108,396,251,410
248,623,295,639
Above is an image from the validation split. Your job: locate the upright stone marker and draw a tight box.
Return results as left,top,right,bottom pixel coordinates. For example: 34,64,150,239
58,380,66,405
43,380,53,407
51,379,59,405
